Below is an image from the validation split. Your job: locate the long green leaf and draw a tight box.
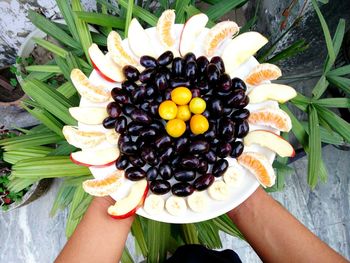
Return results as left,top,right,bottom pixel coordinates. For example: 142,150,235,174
75,11,125,29
195,221,222,249
124,0,134,36
311,0,335,72
175,0,191,23
50,184,76,216
212,215,244,239
266,39,309,64
312,75,330,99
25,65,62,73
33,37,68,58
28,10,80,49
7,178,39,193
0,132,62,150
22,79,76,125
72,0,93,65
56,0,80,42
315,105,350,142
307,105,321,188
314,98,350,108
327,65,350,76
301,121,344,145
57,82,77,99
118,0,158,27
131,216,148,257
48,142,76,156
3,146,53,164
121,246,134,263
181,224,200,244
205,0,247,21
326,75,350,94
146,219,161,262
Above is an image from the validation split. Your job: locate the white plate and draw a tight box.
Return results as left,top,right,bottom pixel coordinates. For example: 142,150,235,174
79,25,277,224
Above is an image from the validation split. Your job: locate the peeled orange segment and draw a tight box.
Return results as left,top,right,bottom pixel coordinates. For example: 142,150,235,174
88,44,125,82
248,83,297,104
245,63,282,86
244,130,295,157
128,18,155,57
63,126,106,149
248,107,292,132
70,68,110,103
157,9,176,48
107,31,138,67
82,170,123,197
237,152,275,188
179,13,209,55
222,32,268,75
204,21,239,57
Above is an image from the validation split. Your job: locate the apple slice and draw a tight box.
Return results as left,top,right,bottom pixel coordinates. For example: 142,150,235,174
108,180,149,219
128,18,155,57
248,84,297,104
69,107,108,125
70,69,110,103
179,13,209,56
70,147,119,167
63,126,106,149
243,130,295,157
222,32,268,75
88,44,124,82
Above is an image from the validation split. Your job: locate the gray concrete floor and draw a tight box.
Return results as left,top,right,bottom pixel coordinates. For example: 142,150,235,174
0,145,349,262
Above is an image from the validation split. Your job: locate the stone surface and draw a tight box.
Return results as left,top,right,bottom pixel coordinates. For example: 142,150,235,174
0,146,349,262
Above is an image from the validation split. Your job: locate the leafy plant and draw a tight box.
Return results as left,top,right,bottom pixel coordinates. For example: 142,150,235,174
0,1,349,262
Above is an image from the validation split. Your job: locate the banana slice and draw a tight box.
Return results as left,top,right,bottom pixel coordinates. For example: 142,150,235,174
63,126,105,149
105,130,120,145
187,191,208,213
70,68,110,102
208,181,229,201
144,194,165,215
223,164,245,187
165,196,187,216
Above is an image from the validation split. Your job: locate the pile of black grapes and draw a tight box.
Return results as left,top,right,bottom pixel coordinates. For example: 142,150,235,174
102,50,250,197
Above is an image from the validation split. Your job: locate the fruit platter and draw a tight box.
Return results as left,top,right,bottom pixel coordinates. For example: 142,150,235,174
63,10,297,223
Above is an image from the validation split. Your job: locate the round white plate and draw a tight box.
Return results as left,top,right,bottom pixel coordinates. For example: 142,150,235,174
79,25,277,223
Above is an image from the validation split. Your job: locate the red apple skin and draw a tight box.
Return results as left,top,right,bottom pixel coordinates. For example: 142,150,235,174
70,153,117,168
90,55,117,83
109,185,149,219
254,129,295,157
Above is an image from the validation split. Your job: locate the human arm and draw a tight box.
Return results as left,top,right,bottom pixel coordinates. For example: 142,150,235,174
55,196,133,263
227,187,348,263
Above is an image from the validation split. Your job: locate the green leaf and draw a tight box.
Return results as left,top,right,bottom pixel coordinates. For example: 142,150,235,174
290,92,310,111
25,65,62,73
240,0,260,33
146,219,161,262
48,142,76,156
327,65,350,76
28,10,80,50
206,0,247,21
50,184,76,216
307,105,322,188
314,98,350,108
56,0,80,42
21,79,76,125
121,246,134,263
131,216,148,257
3,146,53,164
33,37,68,58
181,224,200,244
311,0,335,72
315,105,350,143
195,221,222,249
212,214,244,239
75,11,125,29
312,74,330,99
7,178,38,193
175,0,191,23
118,0,158,27
124,0,134,36
96,0,120,14
72,0,93,65
326,75,350,94
301,121,344,145
266,39,309,64
324,19,345,72
21,104,64,136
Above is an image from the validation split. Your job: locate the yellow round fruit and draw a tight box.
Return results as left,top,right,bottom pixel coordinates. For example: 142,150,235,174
158,100,178,120
190,114,209,135
176,105,192,121
166,119,186,138
189,98,206,114
171,87,192,105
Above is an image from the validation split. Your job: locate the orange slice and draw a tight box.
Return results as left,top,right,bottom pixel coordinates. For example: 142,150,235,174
248,107,292,132
82,170,123,197
237,152,275,188
204,21,239,57
157,9,176,48
107,31,138,67
245,63,282,86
